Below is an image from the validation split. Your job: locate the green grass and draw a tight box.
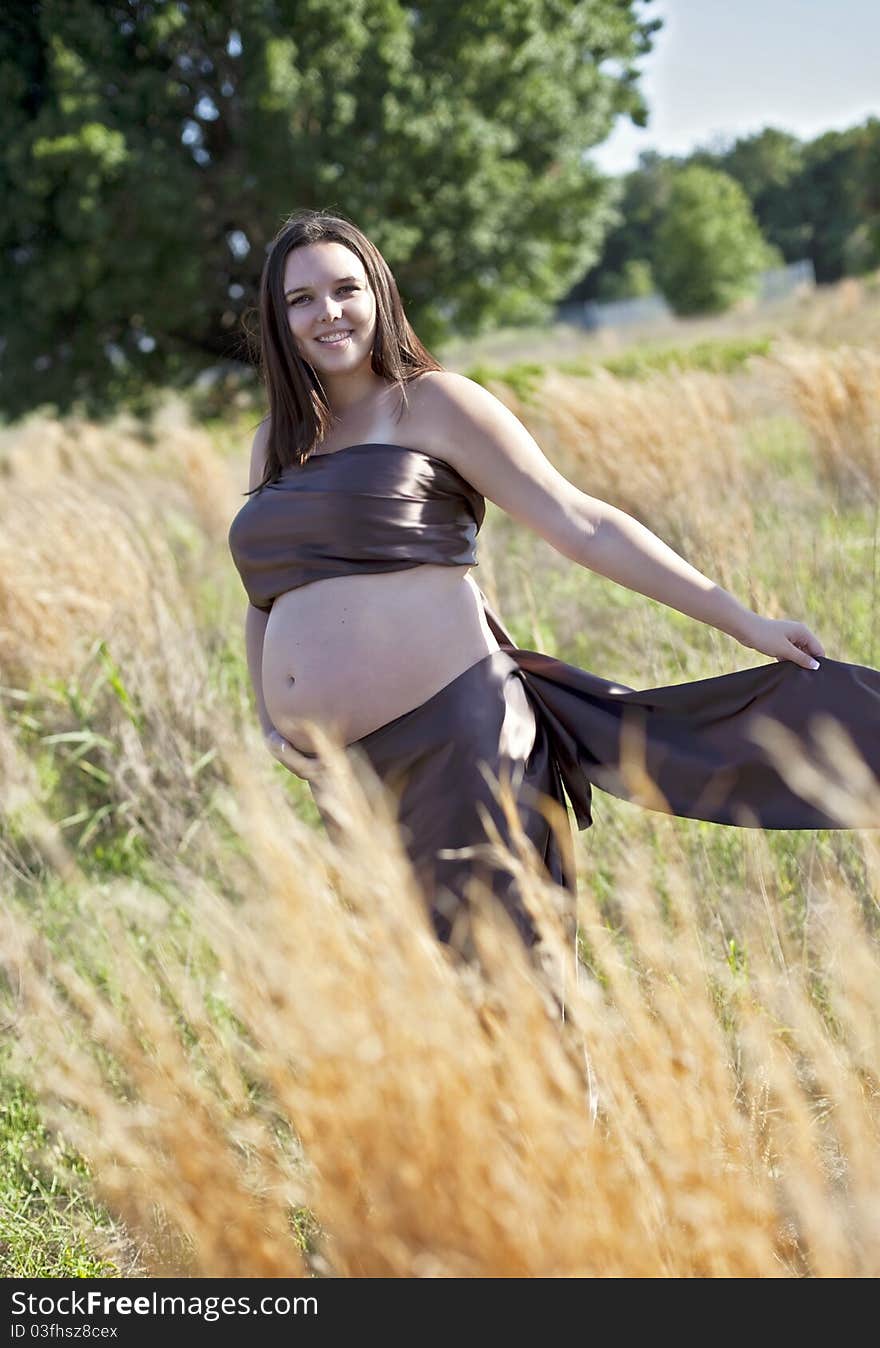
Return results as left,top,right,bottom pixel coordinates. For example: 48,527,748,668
0,1044,123,1278
465,359,547,403
464,335,773,400
583,334,772,380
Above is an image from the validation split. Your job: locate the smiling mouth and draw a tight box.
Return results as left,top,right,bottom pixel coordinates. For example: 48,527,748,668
315,330,354,345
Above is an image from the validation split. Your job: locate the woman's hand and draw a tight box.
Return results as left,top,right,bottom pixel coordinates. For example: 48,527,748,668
264,726,292,766
263,727,320,782
737,613,825,669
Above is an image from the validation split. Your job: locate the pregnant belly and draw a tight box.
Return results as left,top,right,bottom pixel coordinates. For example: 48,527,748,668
261,566,501,752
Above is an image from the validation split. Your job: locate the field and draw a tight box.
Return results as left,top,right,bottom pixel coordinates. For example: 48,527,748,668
1,275,880,1277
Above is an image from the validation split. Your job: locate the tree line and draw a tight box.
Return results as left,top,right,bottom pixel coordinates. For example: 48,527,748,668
568,119,880,315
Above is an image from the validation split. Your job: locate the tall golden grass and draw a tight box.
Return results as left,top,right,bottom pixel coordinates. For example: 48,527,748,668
760,342,880,502
497,366,753,584
4,713,880,1277
2,323,880,1277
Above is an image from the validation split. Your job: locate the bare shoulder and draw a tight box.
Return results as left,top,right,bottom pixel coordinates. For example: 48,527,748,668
412,371,601,561
411,370,515,468
414,369,500,423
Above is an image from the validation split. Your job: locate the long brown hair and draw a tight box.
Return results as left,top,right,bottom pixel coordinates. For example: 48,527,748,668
245,210,444,494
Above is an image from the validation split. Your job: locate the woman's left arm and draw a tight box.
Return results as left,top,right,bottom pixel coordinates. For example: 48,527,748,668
576,501,824,668
425,372,825,670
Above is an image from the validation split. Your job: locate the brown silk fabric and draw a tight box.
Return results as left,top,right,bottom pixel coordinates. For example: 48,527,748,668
229,442,880,946
338,647,573,952
479,596,880,832
228,443,485,612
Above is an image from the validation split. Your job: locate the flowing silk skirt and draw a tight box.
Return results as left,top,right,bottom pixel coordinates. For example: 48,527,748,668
345,646,573,952
308,589,880,954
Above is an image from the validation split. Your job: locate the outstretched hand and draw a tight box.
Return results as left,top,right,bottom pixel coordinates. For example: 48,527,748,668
737,614,825,669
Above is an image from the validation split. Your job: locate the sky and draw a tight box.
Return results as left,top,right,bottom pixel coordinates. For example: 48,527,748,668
591,0,880,176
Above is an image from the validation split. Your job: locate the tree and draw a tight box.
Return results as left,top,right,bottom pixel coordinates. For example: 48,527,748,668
564,149,678,301
691,127,810,262
689,120,880,283
596,258,654,301
857,118,880,273
652,165,777,315
0,0,661,419
796,122,880,282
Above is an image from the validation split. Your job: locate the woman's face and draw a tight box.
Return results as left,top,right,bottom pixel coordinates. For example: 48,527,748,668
283,241,376,373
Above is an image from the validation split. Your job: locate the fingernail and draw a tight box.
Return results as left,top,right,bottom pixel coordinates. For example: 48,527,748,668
810,659,820,669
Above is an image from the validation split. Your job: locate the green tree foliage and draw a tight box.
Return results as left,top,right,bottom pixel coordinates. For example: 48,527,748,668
692,127,810,262
0,0,660,419
695,121,880,283
796,123,880,281
565,149,676,301
652,166,777,315
596,257,654,301
578,117,880,301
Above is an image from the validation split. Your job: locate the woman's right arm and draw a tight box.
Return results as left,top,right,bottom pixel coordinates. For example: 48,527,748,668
244,419,276,736
245,602,275,736
241,421,318,783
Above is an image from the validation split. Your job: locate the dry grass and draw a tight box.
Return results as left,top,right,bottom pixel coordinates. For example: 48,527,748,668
3,712,880,1277
759,342,880,503
495,366,753,589
0,400,241,686
2,306,880,1277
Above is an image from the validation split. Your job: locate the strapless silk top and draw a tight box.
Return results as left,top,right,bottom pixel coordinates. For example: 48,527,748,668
227,442,485,613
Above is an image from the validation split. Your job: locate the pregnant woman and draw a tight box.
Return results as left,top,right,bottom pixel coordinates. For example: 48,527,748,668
229,209,880,957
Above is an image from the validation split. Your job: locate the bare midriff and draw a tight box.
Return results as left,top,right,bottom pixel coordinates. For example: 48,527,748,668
261,565,500,752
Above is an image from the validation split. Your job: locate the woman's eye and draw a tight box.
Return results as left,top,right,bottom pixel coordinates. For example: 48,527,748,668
289,285,359,306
